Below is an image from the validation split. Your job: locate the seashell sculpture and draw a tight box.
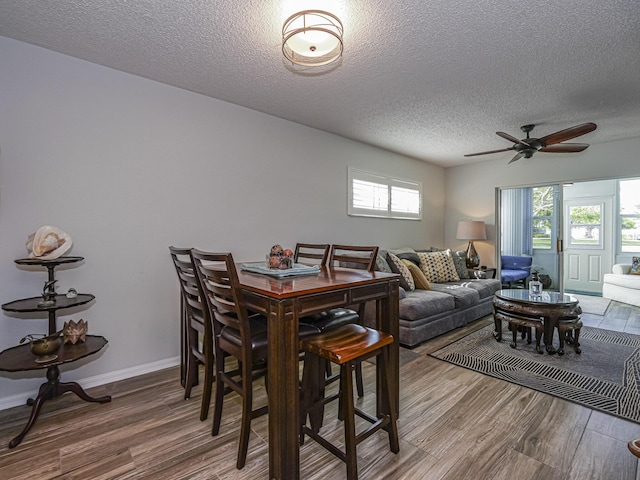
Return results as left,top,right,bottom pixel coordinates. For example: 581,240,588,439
26,225,72,260
63,319,87,344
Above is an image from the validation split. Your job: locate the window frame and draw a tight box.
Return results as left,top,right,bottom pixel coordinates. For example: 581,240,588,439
347,167,422,220
531,185,558,252
618,178,640,253
567,202,604,249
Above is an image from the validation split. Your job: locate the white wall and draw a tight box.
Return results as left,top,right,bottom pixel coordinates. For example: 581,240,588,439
444,138,640,267
0,36,445,408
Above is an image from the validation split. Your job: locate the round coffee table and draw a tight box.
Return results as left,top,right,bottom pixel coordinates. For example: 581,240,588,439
493,289,582,355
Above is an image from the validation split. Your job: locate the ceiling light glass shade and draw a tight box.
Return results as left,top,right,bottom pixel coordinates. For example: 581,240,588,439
282,10,344,67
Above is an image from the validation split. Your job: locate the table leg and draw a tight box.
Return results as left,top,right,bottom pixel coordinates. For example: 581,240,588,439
543,315,557,355
268,298,299,480
376,282,399,418
493,305,503,341
9,365,111,448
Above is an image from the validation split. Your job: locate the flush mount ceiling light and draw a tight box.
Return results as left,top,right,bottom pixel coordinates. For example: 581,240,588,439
282,10,344,67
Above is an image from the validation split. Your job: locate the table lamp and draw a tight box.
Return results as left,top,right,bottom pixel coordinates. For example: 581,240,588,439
456,220,487,268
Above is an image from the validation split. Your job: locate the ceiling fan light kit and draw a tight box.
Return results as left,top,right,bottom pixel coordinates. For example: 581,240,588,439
282,10,344,67
465,122,597,164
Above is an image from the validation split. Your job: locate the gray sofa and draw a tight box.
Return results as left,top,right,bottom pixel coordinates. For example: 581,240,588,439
362,248,501,348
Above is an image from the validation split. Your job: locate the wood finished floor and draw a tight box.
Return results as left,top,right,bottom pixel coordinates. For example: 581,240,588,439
1,302,640,479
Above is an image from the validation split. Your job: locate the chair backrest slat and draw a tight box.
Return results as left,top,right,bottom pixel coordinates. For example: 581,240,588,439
294,243,330,266
191,249,252,344
169,246,207,323
329,244,379,272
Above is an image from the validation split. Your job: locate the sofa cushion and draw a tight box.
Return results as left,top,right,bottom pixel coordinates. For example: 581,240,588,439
451,250,470,279
401,259,430,290
451,278,501,300
418,251,460,283
399,290,455,320
603,273,640,290
387,252,415,291
429,283,479,309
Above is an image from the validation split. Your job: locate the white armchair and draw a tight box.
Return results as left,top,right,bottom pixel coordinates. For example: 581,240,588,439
602,264,640,307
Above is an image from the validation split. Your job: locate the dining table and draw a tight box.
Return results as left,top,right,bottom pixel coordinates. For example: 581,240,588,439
237,264,400,480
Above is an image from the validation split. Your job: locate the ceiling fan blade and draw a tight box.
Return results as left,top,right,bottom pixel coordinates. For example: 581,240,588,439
508,152,526,164
538,122,597,146
539,143,590,153
496,132,521,144
464,147,513,157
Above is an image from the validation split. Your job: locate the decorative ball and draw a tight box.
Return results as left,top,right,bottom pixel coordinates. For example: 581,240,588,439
269,255,282,268
283,249,294,257
270,244,284,256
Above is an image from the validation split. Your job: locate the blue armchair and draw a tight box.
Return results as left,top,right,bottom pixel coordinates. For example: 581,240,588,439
501,255,532,288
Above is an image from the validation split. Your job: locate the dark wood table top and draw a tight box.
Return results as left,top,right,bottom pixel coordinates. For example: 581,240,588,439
237,265,398,298
0,335,107,372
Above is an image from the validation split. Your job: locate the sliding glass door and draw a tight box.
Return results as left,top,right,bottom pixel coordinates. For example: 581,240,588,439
498,184,563,291
498,178,640,295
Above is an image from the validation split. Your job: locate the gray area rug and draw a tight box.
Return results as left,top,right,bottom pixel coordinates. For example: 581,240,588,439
571,293,611,316
430,323,640,423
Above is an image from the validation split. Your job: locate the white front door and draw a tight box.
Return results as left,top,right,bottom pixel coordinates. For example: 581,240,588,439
563,196,614,294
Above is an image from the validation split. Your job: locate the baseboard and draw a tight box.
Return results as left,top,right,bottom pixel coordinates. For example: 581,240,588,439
564,289,602,297
0,356,180,411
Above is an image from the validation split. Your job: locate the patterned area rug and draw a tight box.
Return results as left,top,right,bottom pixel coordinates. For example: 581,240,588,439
430,323,640,423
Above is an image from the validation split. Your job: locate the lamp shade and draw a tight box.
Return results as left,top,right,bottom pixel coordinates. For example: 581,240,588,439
456,220,487,241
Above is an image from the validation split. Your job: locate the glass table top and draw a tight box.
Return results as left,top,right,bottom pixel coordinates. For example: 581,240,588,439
495,289,578,306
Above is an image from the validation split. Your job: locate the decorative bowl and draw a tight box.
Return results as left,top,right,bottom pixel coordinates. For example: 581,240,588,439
266,245,295,269
30,333,62,358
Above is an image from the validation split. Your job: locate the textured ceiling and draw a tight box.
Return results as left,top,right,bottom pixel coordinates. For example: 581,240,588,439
1,0,639,167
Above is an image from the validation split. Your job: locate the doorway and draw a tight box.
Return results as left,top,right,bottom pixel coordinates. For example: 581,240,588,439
563,181,615,295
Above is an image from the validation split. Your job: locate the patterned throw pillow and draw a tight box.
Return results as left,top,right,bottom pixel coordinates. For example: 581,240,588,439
631,256,640,275
375,248,393,273
401,259,430,290
451,250,470,279
386,252,415,291
417,251,460,283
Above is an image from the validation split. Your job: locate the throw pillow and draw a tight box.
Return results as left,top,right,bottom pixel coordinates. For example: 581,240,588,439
417,251,460,283
396,251,421,266
631,256,640,275
375,248,393,273
386,252,415,291
401,259,430,290
451,250,470,279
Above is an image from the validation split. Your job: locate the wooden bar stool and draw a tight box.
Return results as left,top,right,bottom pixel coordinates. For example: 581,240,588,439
299,323,399,480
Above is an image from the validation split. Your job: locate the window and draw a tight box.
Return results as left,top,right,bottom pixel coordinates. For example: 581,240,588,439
568,204,602,248
620,178,640,252
532,186,555,250
348,168,422,220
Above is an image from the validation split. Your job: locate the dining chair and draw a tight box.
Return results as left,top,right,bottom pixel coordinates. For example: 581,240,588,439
296,244,379,407
191,249,320,469
294,243,330,266
168,246,214,421
300,323,399,480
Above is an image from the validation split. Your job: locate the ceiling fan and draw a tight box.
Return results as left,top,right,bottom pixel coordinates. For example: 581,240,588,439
465,122,597,164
